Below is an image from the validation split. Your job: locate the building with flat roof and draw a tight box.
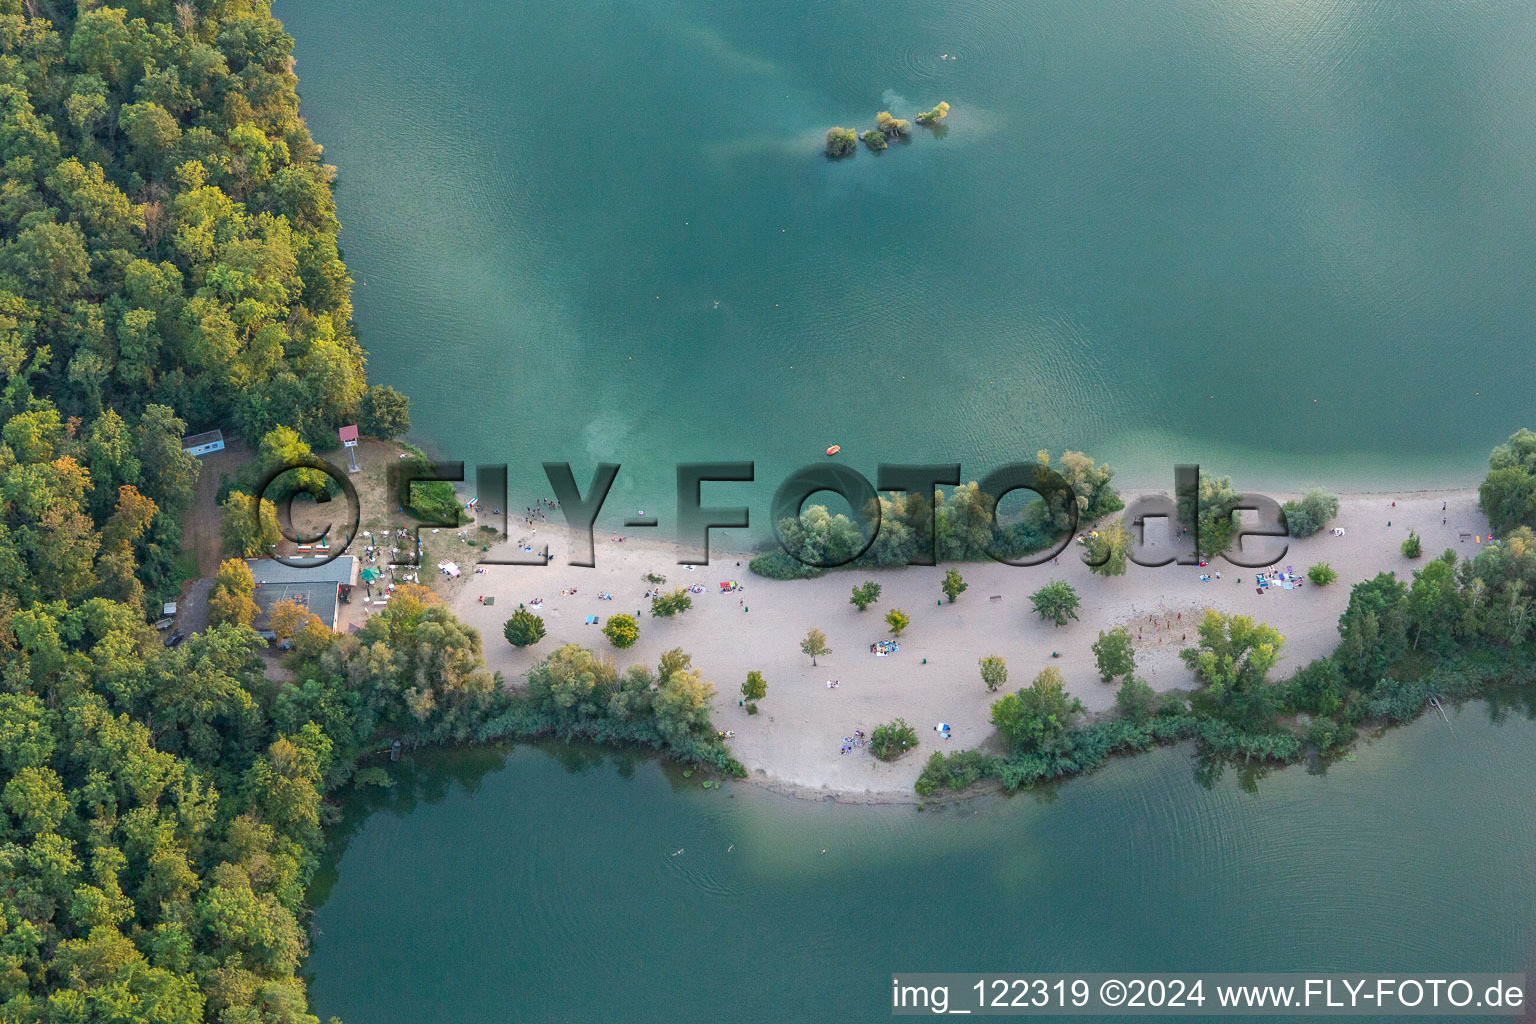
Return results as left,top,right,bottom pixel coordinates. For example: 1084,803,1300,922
246,556,357,638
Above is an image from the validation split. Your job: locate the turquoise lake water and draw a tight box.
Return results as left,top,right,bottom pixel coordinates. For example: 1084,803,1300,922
282,0,1536,520
307,712,1536,1024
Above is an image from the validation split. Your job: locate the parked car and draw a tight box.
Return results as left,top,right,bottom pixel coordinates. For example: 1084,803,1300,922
164,632,185,648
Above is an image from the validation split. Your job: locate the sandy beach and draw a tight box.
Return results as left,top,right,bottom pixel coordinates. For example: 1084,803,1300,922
427,489,1489,801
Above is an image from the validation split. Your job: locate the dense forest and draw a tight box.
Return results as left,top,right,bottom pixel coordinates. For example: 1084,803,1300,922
0,7,740,1020
0,3,518,1022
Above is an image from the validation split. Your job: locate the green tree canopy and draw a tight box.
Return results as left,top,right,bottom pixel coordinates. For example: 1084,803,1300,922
1084,520,1131,576
1480,428,1536,533
800,627,830,665
1180,610,1284,726
220,489,280,557
504,609,547,648
1280,488,1340,538
825,126,857,158
870,719,918,760
990,667,1082,754
1115,676,1157,721
1091,626,1135,683
1029,580,1080,627
650,588,692,618
941,567,967,603
850,580,881,611
603,613,639,649
207,556,258,628
915,101,951,125
1177,473,1241,557
979,654,1007,691
360,384,411,438
741,670,767,703
1336,572,1409,683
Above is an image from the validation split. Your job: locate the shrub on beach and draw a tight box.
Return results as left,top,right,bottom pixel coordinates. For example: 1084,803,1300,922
1280,487,1341,538
603,614,639,648
1307,563,1339,586
1092,626,1135,682
1401,531,1422,559
1030,580,1080,627
504,609,547,648
914,748,991,795
941,567,967,603
851,580,882,610
979,654,1007,691
749,550,827,580
885,608,910,635
871,719,919,761
651,588,693,617
800,627,831,666
741,670,767,712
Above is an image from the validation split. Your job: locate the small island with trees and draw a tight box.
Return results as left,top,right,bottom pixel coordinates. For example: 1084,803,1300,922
827,102,948,158
825,126,858,158
915,101,951,125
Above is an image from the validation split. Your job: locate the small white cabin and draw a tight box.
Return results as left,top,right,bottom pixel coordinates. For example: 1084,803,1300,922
181,430,225,457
